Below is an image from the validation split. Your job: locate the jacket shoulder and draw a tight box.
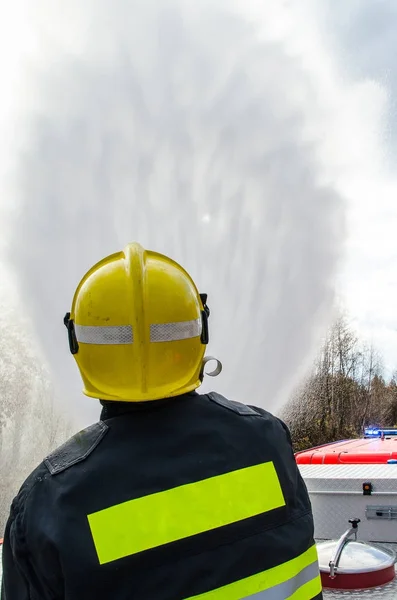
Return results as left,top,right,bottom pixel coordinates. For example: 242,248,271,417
44,421,109,475
207,393,292,440
207,392,263,416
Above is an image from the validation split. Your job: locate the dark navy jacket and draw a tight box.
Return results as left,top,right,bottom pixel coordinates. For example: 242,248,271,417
1,392,322,599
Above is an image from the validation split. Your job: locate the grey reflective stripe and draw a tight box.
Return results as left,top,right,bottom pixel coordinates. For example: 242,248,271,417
244,561,320,600
75,324,133,345
150,318,202,342
74,319,202,345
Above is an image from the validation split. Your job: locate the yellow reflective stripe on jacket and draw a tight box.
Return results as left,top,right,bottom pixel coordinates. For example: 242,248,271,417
87,461,285,565
184,545,321,600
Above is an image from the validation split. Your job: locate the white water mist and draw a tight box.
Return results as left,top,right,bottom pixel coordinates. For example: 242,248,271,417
1,0,358,426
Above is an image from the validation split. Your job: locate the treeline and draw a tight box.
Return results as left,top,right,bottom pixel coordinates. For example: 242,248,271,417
282,314,397,452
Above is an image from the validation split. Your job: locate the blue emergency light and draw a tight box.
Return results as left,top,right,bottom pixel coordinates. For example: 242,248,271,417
364,427,397,438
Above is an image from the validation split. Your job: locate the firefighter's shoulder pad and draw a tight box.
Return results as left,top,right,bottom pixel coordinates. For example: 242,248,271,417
44,421,109,476
208,392,261,417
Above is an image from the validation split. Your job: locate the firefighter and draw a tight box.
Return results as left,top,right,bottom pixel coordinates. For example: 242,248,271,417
1,243,322,600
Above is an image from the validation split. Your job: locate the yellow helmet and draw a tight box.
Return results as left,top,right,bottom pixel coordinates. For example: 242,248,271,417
64,243,212,402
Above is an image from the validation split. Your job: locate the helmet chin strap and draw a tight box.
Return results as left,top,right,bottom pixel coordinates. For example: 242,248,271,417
199,356,223,382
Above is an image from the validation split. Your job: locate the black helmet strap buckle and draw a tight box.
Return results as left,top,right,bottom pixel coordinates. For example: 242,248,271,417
64,312,79,355
200,293,210,345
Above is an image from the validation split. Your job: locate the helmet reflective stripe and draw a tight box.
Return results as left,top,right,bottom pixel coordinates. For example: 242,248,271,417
75,325,133,345
185,551,321,599
74,319,202,346
150,318,202,342
87,461,285,565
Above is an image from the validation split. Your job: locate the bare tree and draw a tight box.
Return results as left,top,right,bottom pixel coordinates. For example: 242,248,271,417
283,314,397,451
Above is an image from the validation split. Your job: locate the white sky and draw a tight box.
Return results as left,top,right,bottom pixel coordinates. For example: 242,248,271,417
314,0,397,375
341,181,397,375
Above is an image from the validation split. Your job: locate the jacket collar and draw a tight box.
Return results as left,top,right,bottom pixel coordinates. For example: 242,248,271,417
99,391,198,420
